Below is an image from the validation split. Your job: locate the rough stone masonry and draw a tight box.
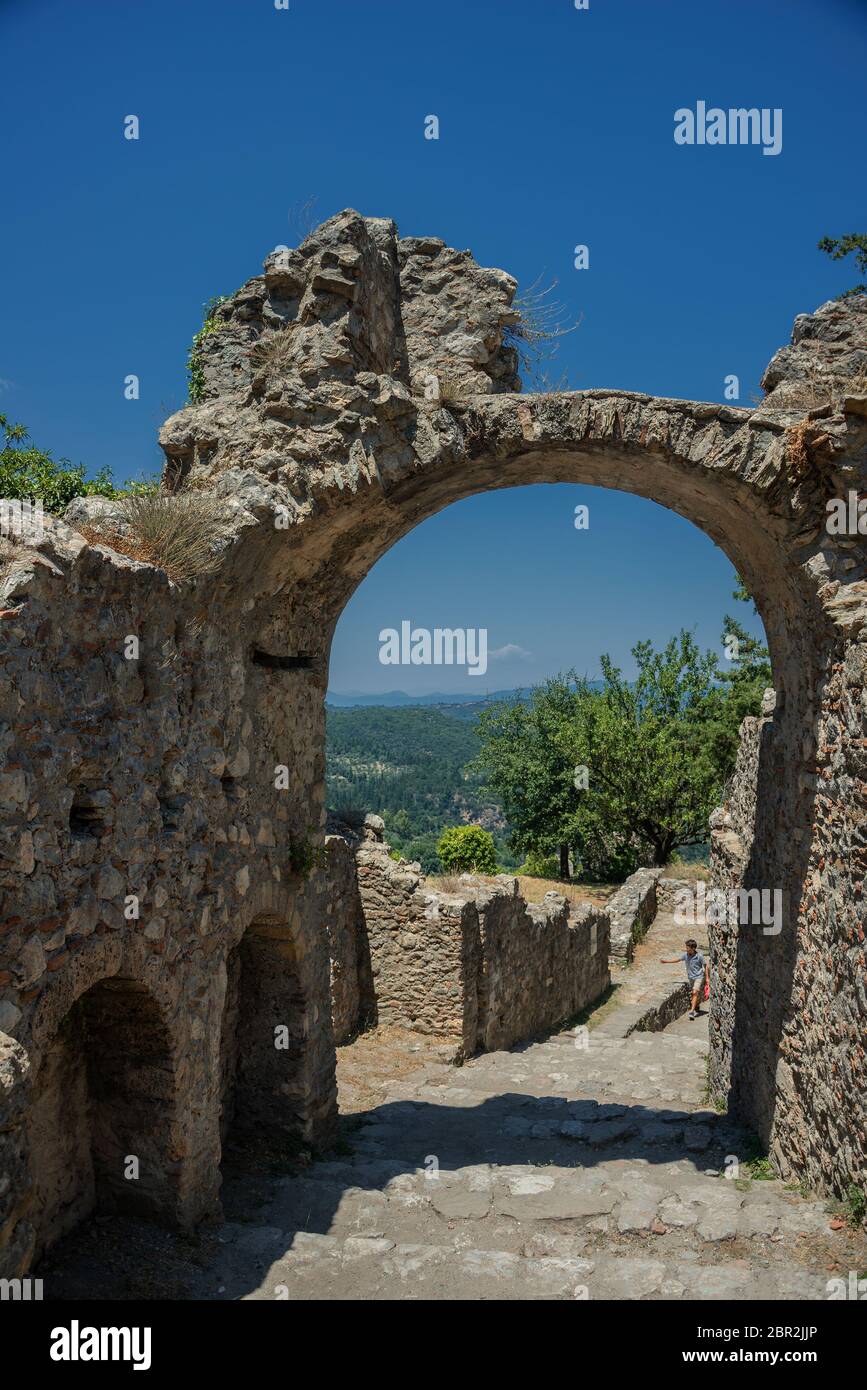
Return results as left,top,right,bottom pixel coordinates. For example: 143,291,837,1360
0,209,865,1277
324,814,608,1057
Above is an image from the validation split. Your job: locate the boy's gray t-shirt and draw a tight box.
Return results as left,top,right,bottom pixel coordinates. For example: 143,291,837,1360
681,951,706,982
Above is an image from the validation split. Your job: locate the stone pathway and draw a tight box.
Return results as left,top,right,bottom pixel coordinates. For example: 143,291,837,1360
614,909,709,1011
40,913,865,1302
591,908,708,1036
202,915,864,1301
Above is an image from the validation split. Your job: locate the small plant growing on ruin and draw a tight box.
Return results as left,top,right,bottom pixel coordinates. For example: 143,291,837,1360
784,417,835,481
828,1183,866,1229
89,491,231,582
288,832,327,879
437,824,497,875
743,1140,775,1181
432,873,465,894
847,1184,866,1227
250,327,295,378
436,372,471,407
187,296,230,403
503,275,582,390
289,194,320,243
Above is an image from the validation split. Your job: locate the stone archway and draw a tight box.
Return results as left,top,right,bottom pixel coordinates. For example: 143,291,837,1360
217,880,338,1157
0,212,863,1284
220,917,310,1146
0,932,224,1277
157,210,865,1197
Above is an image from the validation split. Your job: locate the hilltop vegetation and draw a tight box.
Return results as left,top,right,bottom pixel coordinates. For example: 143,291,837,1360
0,416,158,513
326,614,769,881
325,704,515,873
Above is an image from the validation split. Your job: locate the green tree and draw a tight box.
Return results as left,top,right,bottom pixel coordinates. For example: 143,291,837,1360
818,233,867,299
518,848,560,879
706,614,773,780
473,675,583,879
476,634,731,875
567,635,725,868
0,415,116,515
388,808,412,840
402,831,443,875
437,825,497,874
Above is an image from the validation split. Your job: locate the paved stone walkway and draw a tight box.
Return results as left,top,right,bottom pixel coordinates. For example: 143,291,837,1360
209,916,863,1301
41,912,866,1302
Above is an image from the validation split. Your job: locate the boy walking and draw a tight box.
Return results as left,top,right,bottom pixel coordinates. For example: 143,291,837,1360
661,939,709,1020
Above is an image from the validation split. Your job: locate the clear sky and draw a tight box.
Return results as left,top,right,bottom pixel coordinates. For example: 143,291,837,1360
2,0,864,692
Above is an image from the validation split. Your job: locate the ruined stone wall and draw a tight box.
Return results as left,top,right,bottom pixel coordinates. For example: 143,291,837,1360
474,882,609,1053
795,640,867,1192
607,868,661,963
0,523,338,1277
711,671,867,1195
322,829,376,1044
354,836,479,1051
347,829,609,1058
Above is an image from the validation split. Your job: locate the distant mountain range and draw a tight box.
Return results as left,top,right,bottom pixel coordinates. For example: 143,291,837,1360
326,688,526,708
326,685,604,722
326,688,530,724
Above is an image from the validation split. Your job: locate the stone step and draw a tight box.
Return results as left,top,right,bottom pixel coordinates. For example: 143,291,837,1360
220,1228,836,1302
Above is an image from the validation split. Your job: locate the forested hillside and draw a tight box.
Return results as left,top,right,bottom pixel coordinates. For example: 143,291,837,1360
325,704,515,872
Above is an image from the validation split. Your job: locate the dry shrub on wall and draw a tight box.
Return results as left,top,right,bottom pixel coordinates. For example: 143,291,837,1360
432,874,465,894
785,419,814,479
784,417,838,484
250,328,295,378
82,491,231,582
0,535,24,589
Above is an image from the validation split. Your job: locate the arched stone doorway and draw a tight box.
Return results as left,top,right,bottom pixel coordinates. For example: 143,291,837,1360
27,976,178,1262
220,916,309,1145
218,885,338,1158
159,210,864,1197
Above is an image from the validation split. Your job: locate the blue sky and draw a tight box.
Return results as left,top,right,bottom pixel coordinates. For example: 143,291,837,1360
2,0,864,692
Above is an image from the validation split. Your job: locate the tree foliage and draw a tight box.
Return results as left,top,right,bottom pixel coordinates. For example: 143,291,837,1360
472,674,585,873
818,233,867,299
474,626,771,877
437,824,497,874
0,415,116,514
707,615,773,778
0,416,158,516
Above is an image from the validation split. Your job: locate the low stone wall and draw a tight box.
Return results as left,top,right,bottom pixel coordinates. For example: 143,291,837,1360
355,837,476,1046
628,982,692,1035
656,876,696,913
606,868,661,962
474,880,609,1053
333,822,610,1058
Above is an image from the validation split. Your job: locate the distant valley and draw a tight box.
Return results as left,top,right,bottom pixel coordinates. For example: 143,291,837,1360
325,701,515,871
